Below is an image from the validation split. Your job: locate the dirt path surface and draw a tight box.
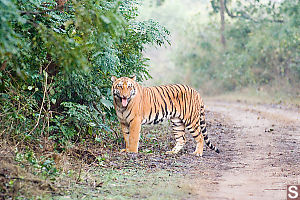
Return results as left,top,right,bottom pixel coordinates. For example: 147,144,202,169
92,100,300,200
195,100,300,200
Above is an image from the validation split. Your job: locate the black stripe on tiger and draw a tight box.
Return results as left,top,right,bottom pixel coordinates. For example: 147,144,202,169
148,108,152,122
192,132,201,139
153,112,159,124
158,86,170,117
125,109,132,119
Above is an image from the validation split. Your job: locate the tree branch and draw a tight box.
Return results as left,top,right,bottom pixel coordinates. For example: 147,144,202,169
0,60,7,71
19,5,67,15
223,0,257,22
223,0,284,23
28,70,48,136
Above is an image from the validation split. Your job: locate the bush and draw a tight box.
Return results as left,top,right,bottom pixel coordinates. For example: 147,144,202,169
0,0,169,149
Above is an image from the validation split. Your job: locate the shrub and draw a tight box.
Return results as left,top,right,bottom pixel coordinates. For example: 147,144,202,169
0,0,169,149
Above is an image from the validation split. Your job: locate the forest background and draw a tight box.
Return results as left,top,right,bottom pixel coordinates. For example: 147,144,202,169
0,0,299,198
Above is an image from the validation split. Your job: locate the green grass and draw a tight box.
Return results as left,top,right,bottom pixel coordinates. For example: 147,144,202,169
53,167,196,200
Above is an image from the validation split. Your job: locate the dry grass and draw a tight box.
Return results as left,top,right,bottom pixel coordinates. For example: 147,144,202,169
0,141,57,199
206,87,300,108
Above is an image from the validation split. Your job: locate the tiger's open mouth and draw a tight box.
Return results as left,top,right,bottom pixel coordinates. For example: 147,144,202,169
121,97,128,107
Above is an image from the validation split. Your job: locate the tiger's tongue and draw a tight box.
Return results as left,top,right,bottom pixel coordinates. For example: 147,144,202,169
122,98,128,107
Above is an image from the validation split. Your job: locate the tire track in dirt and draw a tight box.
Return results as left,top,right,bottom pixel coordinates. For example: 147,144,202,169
201,101,300,200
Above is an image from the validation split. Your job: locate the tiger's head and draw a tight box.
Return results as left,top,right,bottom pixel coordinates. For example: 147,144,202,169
111,75,137,108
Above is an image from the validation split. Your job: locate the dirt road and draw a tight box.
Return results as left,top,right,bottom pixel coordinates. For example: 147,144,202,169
98,100,300,200
193,100,300,200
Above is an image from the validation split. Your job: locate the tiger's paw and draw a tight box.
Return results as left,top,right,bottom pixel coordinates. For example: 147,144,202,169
166,149,180,155
166,150,176,155
166,144,184,155
192,151,203,157
120,149,127,153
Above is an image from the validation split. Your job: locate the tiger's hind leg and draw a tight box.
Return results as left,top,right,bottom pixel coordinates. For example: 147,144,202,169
192,132,204,157
188,125,204,157
166,118,186,155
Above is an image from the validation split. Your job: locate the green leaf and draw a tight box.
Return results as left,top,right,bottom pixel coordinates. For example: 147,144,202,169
49,89,55,96
89,122,96,127
100,98,113,109
51,98,57,104
100,15,111,24
95,136,101,143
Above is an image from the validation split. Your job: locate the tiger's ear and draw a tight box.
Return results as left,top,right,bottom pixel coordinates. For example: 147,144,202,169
111,76,117,82
130,75,136,81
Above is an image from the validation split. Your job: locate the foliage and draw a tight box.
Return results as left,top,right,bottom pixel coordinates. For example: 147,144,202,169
0,0,169,149
175,0,299,94
15,149,58,178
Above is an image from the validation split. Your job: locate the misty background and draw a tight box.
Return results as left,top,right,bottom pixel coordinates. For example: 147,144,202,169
137,0,299,101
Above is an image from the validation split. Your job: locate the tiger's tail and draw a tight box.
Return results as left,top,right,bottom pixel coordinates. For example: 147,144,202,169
200,116,220,153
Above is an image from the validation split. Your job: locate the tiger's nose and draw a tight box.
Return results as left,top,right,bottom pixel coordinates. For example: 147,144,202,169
121,95,129,99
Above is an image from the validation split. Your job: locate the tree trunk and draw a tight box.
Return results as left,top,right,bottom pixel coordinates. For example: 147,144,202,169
220,0,226,48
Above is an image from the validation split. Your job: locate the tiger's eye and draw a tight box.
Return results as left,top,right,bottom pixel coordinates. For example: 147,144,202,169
128,83,133,88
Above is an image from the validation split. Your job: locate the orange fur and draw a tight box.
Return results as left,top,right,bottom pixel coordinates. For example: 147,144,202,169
111,76,219,156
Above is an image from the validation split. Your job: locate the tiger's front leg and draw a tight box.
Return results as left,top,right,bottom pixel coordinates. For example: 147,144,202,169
120,123,129,153
128,117,142,153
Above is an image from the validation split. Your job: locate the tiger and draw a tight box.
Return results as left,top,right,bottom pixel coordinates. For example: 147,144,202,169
111,75,219,156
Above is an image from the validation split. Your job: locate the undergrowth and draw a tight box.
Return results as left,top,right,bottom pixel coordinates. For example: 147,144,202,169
0,121,198,199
